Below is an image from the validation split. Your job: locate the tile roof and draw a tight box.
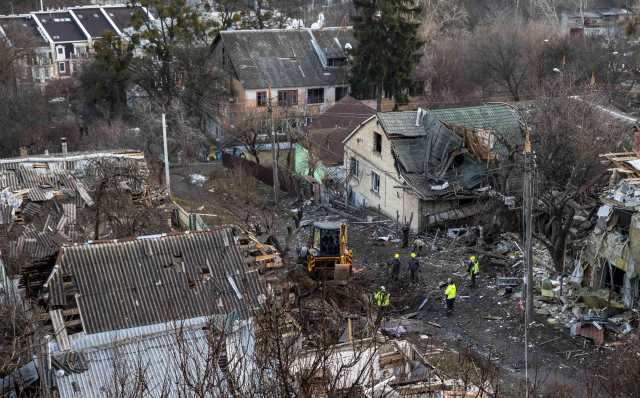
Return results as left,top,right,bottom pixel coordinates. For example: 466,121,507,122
429,103,524,146
219,27,353,89
378,112,425,137
309,96,375,131
0,16,48,47
48,228,266,334
35,11,86,43
71,8,114,38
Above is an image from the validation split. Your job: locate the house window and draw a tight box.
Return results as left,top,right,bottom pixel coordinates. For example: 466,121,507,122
335,86,349,102
58,62,65,73
307,88,324,104
373,132,382,154
371,172,380,193
278,90,298,106
256,91,267,107
349,157,359,178
327,57,346,67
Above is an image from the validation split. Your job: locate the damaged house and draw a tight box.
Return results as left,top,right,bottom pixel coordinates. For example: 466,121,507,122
343,104,525,232
0,145,161,299
582,151,640,309
42,227,267,397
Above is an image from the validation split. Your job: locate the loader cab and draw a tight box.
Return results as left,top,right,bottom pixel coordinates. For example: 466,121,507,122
311,221,341,257
305,221,352,281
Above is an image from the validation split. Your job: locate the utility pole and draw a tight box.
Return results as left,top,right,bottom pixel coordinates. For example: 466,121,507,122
267,85,279,203
162,113,171,197
522,127,535,398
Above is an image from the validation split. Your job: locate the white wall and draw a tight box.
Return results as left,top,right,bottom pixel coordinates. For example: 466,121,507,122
344,117,421,231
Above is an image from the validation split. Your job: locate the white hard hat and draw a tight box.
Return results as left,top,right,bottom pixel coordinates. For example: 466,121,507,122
380,286,386,291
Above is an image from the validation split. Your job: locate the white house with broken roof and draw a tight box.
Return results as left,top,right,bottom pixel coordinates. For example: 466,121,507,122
343,104,525,232
211,27,354,135
0,4,153,83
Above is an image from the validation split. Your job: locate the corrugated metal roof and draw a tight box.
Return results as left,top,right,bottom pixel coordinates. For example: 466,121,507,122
219,28,353,89
49,229,266,334
53,319,254,398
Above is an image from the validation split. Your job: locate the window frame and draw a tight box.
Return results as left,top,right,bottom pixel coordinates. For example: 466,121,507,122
349,157,359,178
256,91,268,107
373,132,382,154
58,62,65,73
371,171,380,193
277,90,298,106
307,88,325,105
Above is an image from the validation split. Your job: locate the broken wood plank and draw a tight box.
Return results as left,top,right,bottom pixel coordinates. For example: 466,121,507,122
427,321,441,328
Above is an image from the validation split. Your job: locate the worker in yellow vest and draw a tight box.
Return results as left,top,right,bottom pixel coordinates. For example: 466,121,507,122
444,278,457,316
467,255,480,288
374,286,390,320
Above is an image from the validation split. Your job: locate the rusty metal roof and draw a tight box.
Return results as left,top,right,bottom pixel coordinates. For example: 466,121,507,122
48,228,266,334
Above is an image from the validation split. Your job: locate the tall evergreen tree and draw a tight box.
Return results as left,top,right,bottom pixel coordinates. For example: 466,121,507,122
350,0,423,110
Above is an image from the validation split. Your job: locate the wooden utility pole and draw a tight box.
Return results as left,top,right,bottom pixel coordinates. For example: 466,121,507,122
523,129,535,322
522,128,535,398
267,85,279,203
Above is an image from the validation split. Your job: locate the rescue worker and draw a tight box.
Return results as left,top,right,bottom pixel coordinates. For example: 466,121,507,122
408,252,420,283
444,278,457,316
374,286,390,320
467,255,480,288
412,238,426,255
388,253,401,281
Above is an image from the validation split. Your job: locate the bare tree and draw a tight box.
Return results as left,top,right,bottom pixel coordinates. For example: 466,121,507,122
530,83,627,271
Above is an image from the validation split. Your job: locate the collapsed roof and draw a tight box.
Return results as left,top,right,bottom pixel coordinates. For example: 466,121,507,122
381,104,525,200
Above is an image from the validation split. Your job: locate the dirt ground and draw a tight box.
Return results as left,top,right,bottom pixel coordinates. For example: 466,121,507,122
170,162,620,397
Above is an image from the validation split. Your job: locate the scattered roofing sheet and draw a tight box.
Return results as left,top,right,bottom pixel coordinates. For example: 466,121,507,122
34,11,86,43
71,8,115,38
48,228,266,334
219,28,353,89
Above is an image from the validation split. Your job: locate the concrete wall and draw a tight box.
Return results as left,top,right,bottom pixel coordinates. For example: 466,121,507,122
344,117,420,231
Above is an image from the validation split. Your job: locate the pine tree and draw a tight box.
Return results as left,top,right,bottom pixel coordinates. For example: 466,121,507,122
350,0,423,110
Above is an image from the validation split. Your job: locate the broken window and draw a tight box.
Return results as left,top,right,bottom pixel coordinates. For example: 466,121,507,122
373,132,382,154
256,91,267,107
278,90,298,106
307,88,324,104
371,171,380,193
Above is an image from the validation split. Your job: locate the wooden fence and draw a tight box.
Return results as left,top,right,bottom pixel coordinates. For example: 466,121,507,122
221,152,312,198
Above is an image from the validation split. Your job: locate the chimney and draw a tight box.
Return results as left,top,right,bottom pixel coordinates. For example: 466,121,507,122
19,146,29,157
61,137,68,155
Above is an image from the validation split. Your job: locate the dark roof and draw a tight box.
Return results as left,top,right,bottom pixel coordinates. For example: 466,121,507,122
103,6,143,32
310,96,375,131
35,11,86,42
428,104,523,142
71,8,114,38
219,28,353,89
0,16,47,47
48,228,266,334
307,97,375,165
